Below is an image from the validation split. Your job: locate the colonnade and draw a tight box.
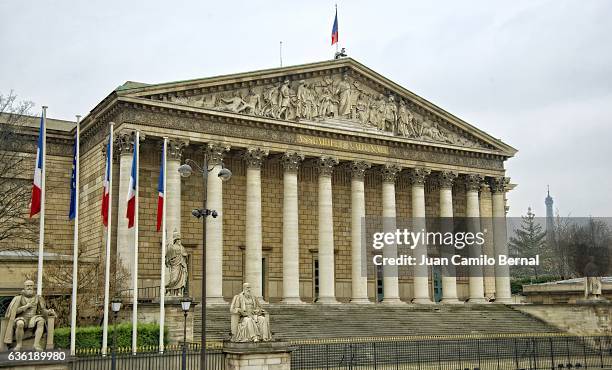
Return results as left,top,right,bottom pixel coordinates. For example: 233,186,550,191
113,138,512,304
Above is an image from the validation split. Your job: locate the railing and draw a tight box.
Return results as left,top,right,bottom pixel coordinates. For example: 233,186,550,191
65,334,612,370
291,335,612,370
72,346,225,370
117,285,161,301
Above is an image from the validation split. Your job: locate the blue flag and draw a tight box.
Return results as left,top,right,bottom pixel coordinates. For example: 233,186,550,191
69,137,77,220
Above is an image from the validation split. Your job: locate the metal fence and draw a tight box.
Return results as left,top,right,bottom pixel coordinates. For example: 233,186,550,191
71,347,225,370
291,335,612,370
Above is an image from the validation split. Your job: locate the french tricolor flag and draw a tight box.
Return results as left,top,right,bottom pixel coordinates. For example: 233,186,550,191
29,115,44,218
331,8,338,45
126,138,137,228
101,137,111,226
156,142,165,232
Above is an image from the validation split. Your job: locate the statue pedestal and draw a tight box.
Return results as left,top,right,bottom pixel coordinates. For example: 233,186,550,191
118,297,197,345
223,341,293,370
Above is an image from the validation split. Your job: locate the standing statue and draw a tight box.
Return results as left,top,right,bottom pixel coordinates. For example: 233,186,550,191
2,280,55,351
230,283,272,342
262,84,280,118
384,95,398,132
336,73,352,117
397,100,416,137
243,88,262,115
317,77,337,118
165,230,188,296
584,256,603,300
278,80,293,120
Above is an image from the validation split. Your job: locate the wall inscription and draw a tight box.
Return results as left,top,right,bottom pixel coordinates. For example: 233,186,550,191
296,134,389,155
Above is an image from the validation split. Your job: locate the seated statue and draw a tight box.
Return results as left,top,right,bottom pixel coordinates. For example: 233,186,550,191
230,283,272,342
1,280,55,351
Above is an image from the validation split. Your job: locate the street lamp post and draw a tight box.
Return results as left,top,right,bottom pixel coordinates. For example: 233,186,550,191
178,156,231,370
110,298,122,370
180,297,192,370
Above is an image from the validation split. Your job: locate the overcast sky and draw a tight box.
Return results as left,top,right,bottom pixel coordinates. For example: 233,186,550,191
1,0,611,217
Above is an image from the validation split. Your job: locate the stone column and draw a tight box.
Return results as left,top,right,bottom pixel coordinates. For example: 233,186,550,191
243,147,269,300
408,168,432,304
281,152,304,304
465,174,486,303
166,139,187,236
317,156,339,304
115,132,135,286
437,171,461,304
381,164,403,304
205,143,230,304
479,183,496,300
350,161,371,304
490,177,512,303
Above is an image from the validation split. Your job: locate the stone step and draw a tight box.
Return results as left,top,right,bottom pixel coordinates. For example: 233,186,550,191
190,304,560,341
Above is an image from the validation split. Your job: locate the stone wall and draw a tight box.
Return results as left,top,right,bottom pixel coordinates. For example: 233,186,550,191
514,303,612,336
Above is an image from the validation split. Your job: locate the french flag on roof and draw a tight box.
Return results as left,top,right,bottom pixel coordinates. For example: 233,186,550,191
101,137,111,226
126,141,137,228
331,8,338,45
29,115,44,218
156,143,165,232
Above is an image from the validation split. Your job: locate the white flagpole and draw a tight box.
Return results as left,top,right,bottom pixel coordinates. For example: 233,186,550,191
159,137,168,353
36,106,47,296
70,115,81,356
102,122,114,356
132,130,140,355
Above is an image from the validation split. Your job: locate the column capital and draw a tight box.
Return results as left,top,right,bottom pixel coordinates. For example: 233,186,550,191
281,151,304,173
381,164,402,183
243,147,269,169
436,171,458,189
316,156,339,177
204,142,231,166
480,182,491,193
464,174,484,192
114,131,145,156
350,161,371,181
489,176,510,193
408,168,431,186
167,138,189,161
114,131,134,156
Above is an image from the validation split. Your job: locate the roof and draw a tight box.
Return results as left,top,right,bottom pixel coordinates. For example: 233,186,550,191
0,112,75,132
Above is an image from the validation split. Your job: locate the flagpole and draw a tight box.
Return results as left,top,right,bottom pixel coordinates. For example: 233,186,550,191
132,130,140,355
70,115,81,356
36,106,47,296
159,137,168,353
335,4,339,54
102,122,114,356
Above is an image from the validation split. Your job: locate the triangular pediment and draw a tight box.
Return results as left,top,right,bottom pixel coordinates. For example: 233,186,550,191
117,59,516,155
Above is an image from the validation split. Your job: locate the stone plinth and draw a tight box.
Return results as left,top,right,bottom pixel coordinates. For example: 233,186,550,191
116,298,197,345
223,341,293,370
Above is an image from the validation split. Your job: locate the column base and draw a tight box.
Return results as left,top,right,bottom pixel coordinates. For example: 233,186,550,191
316,297,340,304
381,297,405,305
466,297,488,304
349,298,373,304
280,297,305,304
205,297,228,305
412,298,433,304
493,297,513,304
440,298,463,304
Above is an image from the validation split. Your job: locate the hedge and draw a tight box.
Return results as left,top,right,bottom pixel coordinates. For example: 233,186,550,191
54,323,167,350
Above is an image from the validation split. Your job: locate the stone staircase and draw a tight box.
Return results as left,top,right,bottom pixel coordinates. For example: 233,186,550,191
193,303,560,342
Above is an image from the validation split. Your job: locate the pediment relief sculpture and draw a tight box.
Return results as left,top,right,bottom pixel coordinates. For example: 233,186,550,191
163,73,484,149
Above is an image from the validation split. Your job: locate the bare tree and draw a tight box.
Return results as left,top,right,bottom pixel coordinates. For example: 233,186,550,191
0,91,38,252
42,253,130,327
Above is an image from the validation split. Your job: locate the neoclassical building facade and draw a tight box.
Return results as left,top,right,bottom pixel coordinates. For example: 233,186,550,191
3,58,517,306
